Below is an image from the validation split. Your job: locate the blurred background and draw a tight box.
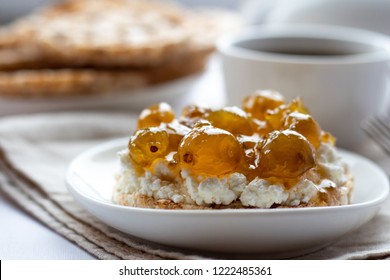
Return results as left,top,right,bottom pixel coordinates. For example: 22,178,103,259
2,0,390,32
0,0,242,23
1,0,390,115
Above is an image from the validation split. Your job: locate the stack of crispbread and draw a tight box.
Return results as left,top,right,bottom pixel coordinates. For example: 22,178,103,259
0,0,239,98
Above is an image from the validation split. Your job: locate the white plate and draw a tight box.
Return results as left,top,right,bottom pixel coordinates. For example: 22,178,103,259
66,138,389,257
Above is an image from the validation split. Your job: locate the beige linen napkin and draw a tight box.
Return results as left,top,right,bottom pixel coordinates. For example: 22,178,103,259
0,111,389,260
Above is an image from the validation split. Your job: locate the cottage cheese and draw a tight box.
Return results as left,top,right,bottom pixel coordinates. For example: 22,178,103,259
114,142,350,208
240,179,288,208
316,143,349,186
182,170,247,205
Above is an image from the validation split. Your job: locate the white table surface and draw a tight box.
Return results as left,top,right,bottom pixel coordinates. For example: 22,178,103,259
0,194,95,260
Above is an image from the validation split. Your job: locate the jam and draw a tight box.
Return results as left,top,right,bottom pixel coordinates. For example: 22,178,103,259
128,90,334,182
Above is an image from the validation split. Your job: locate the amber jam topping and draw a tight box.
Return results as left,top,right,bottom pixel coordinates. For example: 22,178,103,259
128,90,335,181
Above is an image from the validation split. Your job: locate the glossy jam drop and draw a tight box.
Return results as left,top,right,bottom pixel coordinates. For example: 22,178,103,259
137,102,175,129
320,131,336,146
242,90,286,120
237,135,263,170
205,107,254,135
288,97,310,115
265,97,309,130
250,118,271,136
162,121,191,151
284,112,321,148
257,130,315,179
178,125,244,176
179,105,211,127
129,127,170,167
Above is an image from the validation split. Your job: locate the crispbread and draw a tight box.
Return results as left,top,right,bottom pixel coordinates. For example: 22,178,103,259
113,176,354,210
0,45,57,71
0,50,209,98
35,0,192,67
0,0,241,98
115,193,246,210
0,0,190,67
0,69,147,98
0,0,240,68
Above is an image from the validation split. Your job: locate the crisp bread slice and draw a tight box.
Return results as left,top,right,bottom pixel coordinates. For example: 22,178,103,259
0,0,240,69
0,50,209,98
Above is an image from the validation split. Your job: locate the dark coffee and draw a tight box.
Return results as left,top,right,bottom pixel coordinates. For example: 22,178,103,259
235,37,379,57
250,49,355,56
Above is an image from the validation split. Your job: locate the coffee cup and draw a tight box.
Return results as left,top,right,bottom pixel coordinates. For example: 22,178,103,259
217,25,390,151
